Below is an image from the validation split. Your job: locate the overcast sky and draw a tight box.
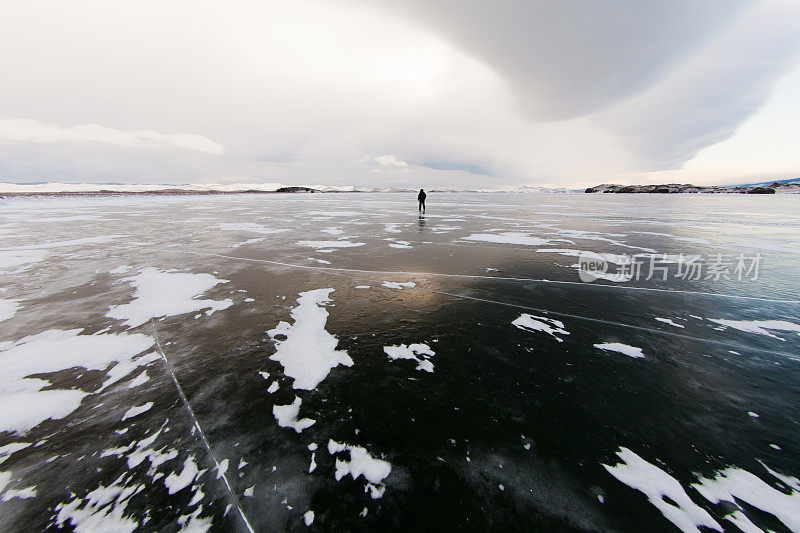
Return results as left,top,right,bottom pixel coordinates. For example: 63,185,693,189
1,0,799,188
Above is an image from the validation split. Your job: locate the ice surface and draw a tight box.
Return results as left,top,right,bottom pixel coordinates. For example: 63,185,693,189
10,235,125,250
594,343,646,359
3,193,800,530
268,288,353,390
603,448,722,532
273,397,316,433
107,268,233,327
512,314,570,342
383,344,435,372
708,319,800,341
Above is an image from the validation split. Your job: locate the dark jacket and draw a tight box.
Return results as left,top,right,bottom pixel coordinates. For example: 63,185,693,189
418,190,427,202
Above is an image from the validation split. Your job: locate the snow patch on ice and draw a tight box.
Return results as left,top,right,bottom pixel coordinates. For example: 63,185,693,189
608,446,800,532
0,442,31,465
107,268,233,327
384,344,435,372
656,318,685,328
54,474,144,533
2,486,37,500
381,281,415,290
165,456,200,495
594,343,645,359
512,314,570,342
127,371,150,389
297,240,364,249
308,257,331,264
0,329,154,434
121,402,153,421
218,223,289,234
231,237,265,248
216,459,229,479
708,319,800,341
0,249,48,270
463,232,550,246
0,299,20,322
603,448,722,532
328,440,391,499
273,397,316,433
268,288,353,390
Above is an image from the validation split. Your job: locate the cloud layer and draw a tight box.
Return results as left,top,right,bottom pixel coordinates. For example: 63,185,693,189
0,118,223,154
0,0,798,187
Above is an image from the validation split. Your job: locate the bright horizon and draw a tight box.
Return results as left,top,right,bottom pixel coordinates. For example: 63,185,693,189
2,0,800,189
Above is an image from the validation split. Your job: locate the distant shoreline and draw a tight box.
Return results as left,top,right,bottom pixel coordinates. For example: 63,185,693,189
585,183,799,194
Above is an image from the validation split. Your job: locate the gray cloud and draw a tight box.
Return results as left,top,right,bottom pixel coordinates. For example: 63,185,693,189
595,1,800,168
371,0,752,120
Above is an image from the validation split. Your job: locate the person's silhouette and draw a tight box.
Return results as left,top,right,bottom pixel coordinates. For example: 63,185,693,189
418,189,427,214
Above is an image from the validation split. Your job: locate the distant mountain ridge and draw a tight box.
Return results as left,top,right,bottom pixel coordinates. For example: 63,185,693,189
730,177,800,188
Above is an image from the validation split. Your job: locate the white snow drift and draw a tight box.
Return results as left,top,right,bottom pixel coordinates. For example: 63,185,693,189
268,288,353,390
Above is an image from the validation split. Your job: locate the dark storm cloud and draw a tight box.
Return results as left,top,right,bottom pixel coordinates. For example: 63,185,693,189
595,2,800,168
372,0,753,120
370,0,800,169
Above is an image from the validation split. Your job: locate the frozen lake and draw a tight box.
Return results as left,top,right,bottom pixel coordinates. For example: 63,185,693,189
1,192,799,531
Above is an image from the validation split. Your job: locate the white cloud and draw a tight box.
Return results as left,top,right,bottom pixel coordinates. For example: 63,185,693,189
0,117,224,155
358,154,410,173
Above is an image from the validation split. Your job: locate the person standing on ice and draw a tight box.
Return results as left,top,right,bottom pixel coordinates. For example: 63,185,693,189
418,188,427,214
